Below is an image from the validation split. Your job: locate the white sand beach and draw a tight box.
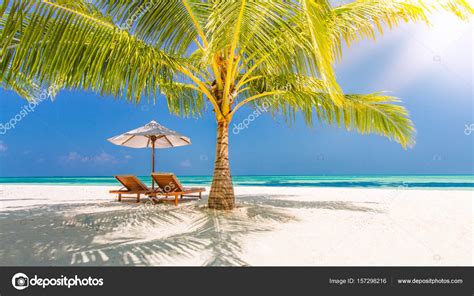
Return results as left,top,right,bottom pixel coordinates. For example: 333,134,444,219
0,185,472,266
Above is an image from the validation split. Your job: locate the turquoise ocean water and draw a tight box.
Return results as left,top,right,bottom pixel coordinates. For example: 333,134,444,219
0,175,472,189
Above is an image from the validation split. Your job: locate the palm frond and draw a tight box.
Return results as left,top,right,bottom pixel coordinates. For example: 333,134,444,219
255,91,415,148
0,0,178,103
299,0,344,105
161,80,205,117
244,74,415,148
207,1,323,85
95,0,213,55
0,71,40,100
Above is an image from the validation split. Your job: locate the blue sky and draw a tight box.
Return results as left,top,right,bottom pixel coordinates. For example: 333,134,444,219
0,12,472,177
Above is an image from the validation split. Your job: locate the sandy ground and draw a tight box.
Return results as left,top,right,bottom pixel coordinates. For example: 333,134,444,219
0,185,472,266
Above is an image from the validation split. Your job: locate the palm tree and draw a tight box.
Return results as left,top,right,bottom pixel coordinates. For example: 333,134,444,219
0,0,472,210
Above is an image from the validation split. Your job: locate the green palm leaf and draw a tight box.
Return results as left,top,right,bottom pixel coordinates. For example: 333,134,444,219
96,0,211,54
239,73,414,147
1,0,179,102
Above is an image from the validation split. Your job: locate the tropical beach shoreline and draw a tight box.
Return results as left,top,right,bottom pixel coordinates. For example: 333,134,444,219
1,184,472,266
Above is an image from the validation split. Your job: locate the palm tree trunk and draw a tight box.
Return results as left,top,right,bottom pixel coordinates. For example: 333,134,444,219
208,120,235,210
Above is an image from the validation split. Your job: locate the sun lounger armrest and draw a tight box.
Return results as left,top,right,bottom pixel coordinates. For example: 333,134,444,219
110,190,150,194
183,187,206,192
109,189,129,193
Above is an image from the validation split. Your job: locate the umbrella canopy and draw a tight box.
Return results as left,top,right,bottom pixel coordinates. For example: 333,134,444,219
107,120,191,189
107,120,191,149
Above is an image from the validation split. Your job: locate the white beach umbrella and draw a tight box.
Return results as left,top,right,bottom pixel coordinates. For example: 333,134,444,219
107,120,191,188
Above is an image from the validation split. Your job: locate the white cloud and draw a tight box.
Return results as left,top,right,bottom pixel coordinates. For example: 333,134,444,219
180,159,192,168
94,152,117,164
61,152,117,165
373,14,471,91
64,152,88,162
0,141,7,152
338,12,472,93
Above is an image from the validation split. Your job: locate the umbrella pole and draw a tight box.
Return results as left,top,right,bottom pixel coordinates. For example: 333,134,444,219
152,137,155,190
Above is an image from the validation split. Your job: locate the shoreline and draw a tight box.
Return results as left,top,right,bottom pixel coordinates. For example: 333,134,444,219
1,183,473,190
4,183,473,191
1,175,472,190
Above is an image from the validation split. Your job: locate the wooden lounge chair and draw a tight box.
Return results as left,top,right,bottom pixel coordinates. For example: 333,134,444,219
148,173,205,206
109,175,151,202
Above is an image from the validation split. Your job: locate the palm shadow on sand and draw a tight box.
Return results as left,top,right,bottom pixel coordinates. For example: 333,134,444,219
0,195,381,266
